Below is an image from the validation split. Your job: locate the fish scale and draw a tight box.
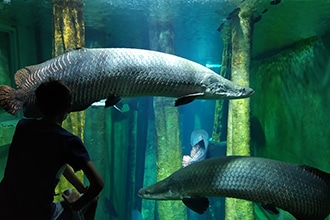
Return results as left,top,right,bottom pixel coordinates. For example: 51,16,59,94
138,156,330,220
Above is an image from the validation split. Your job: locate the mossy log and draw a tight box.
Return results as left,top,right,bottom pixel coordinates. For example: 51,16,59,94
149,20,187,219
52,0,85,201
225,9,254,220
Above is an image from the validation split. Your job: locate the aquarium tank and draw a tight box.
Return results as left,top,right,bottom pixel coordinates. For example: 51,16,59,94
0,0,330,219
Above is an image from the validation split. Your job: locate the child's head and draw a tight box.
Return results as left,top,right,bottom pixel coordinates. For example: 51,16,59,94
35,79,72,118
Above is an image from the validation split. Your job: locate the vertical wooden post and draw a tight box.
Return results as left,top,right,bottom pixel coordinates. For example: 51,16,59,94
52,0,86,201
52,0,85,55
225,9,254,220
149,18,187,220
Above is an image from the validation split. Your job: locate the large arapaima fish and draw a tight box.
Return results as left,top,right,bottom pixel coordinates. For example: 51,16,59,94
0,48,254,117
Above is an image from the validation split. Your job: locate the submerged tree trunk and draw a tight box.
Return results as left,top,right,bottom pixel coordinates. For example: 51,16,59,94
52,0,86,202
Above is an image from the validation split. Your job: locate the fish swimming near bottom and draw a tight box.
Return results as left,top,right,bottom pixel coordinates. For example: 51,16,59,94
0,48,254,118
138,156,330,220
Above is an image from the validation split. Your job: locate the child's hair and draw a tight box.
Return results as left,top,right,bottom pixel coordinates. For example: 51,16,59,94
35,79,72,117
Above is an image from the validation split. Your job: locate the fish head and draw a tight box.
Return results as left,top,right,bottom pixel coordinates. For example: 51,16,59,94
190,129,209,148
202,74,254,99
138,177,183,200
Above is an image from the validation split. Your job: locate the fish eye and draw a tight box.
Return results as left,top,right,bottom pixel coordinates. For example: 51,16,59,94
239,87,246,93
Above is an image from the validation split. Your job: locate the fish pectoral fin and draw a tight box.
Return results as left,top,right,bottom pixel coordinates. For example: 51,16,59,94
261,203,280,215
175,93,205,106
105,95,121,108
182,197,209,214
113,105,123,113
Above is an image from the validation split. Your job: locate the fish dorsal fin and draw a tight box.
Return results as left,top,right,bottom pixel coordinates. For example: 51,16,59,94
299,165,330,182
182,197,209,214
14,65,39,88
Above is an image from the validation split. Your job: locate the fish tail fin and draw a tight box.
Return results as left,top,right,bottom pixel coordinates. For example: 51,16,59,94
0,85,22,115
